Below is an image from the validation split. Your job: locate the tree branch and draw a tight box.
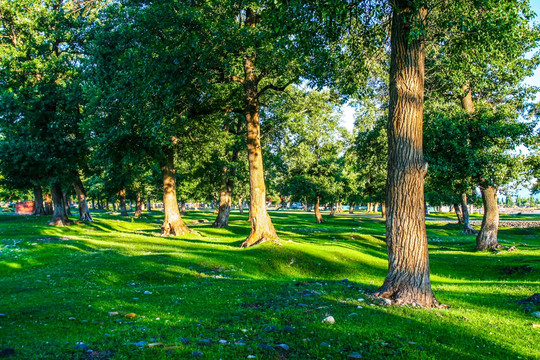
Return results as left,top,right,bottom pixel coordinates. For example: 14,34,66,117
257,81,293,98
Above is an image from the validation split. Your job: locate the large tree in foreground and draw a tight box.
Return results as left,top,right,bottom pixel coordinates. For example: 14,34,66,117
371,1,440,307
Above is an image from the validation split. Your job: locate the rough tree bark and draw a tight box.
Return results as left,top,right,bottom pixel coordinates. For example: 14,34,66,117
33,185,46,215
373,3,439,307
160,150,194,236
476,185,500,250
134,192,143,218
49,182,70,226
314,195,324,224
72,174,93,222
119,187,128,216
239,9,279,247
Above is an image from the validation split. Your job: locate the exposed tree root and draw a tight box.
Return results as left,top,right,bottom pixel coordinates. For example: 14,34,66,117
241,233,281,248
373,285,447,308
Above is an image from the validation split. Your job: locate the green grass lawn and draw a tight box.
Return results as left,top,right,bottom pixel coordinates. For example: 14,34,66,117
0,210,539,359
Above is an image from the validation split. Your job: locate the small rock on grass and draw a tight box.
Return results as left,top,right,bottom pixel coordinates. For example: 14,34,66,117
144,291,152,295
191,350,204,357
531,311,540,318
108,312,119,316
74,343,89,350
322,316,335,324
276,344,290,351
218,340,227,344
247,356,256,359
348,352,362,359
132,341,147,347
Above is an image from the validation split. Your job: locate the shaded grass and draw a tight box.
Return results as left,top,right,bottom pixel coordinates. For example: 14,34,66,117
0,210,539,359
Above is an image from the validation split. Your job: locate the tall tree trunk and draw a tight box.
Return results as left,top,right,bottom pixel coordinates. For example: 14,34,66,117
160,150,193,236
453,203,463,224
238,196,244,215
105,198,109,211
134,192,143,218
33,185,45,215
374,3,439,307
240,13,278,247
314,195,324,224
476,185,500,250
147,195,151,211
381,202,386,219
119,187,128,216
49,182,70,226
72,174,93,222
349,203,354,214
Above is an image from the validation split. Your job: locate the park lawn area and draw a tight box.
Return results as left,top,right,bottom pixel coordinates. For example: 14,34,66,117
0,210,539,360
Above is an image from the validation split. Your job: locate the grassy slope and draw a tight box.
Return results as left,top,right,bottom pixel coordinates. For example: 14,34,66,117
0,210,538,359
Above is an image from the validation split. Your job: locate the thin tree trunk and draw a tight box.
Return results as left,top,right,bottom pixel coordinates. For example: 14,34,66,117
147,195,151,211
33,185,45,215
238,196,244,215
476,185,500,250
134,192,143,218
49,182,70,226
460,194,476,234
314,195,324,224
240,12,278,247
105,198,109,211
160,150,194,236
381,202,386,219
374,3,439,307
453,203,463,224
349,203,354,214
119,187,128,216
72,174,93,222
